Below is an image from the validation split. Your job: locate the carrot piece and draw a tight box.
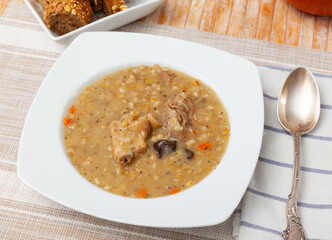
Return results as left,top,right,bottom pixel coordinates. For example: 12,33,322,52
69,106,76,114
137,188,148,198
170,189,181,194
198,143,212,150
63,118,72,126
193,80,200,86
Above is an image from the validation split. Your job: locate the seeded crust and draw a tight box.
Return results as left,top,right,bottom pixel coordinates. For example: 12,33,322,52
90,0,102,11
44,0,93,35
103,0,127,16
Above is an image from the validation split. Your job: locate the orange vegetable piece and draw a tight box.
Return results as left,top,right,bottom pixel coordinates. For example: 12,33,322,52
63,118,72,126
69,106,76,114
193,80,200,86
170,189,181,194
137,188,148,198
198,143,212,150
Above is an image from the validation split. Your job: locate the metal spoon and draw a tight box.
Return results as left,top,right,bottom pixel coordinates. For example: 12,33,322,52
277,67,320,240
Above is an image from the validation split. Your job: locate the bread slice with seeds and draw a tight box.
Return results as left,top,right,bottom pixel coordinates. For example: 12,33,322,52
44,0,93,35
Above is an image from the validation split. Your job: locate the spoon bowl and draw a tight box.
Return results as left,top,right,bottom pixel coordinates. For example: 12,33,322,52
278,67,320,134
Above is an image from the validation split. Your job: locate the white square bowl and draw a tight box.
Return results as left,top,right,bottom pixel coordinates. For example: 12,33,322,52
17,32,264,228
24,0,162,42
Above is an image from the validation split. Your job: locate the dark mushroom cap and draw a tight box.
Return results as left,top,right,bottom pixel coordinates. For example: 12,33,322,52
153,140,177,158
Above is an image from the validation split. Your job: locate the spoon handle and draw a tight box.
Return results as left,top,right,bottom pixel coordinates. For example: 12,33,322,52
283,133,306,240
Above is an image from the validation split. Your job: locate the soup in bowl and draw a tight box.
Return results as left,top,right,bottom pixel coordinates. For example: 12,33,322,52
64,64,230,198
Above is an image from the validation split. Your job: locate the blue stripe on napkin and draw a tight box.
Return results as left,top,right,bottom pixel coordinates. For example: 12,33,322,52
247,188,332,209
264,125,332,142
240,221,322,240
258,157,332,175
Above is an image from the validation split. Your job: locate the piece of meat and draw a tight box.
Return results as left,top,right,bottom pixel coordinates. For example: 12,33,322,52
160,71,176,84
164,92,194,141
147,114,162,129
110,119,150,165
127,119,150,137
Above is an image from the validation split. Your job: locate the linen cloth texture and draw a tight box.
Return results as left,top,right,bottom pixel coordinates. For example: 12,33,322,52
233,66,332,240
1,1,332,239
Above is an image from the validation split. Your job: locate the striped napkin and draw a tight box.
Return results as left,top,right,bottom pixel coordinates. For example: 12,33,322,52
233,65,332,240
